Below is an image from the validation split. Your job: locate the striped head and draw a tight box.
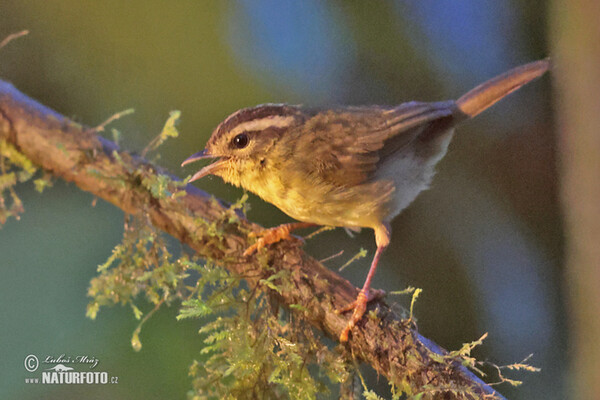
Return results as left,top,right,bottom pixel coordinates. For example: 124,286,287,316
181,104,305,187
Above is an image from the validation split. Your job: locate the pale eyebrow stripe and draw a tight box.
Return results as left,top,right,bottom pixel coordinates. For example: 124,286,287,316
229,115,296,136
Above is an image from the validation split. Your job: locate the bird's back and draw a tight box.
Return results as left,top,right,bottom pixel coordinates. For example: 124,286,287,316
261,102,460,229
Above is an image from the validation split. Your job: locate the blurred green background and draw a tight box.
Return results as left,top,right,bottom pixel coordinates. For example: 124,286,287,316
0,1,560,399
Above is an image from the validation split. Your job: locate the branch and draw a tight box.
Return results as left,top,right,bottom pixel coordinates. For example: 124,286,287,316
0,79,504,399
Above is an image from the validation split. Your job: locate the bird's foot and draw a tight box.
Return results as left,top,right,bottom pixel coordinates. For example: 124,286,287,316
337,288,385,342
243,224,304,256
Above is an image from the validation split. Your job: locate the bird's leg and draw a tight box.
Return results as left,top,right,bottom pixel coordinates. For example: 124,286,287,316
243,222,317,256
338,223,390,342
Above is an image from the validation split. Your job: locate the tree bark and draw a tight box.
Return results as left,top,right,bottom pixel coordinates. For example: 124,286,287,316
0,80,504,399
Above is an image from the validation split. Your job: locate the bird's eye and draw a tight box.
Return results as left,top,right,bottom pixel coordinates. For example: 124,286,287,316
232,133,249,149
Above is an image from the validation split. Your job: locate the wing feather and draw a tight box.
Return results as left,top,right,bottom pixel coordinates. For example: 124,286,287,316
294,101,457,187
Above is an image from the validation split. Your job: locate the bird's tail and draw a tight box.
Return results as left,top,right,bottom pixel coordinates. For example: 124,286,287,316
456,59,550,118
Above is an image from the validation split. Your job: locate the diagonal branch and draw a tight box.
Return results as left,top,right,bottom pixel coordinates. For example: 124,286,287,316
0,80,504,399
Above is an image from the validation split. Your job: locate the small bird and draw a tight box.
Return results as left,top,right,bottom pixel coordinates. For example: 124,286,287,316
182,59,550,342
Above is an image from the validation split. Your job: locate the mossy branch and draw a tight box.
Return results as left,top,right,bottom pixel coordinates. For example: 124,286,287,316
0,79,505,399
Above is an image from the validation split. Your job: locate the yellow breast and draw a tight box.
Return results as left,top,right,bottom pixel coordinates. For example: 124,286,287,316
228,160,393,231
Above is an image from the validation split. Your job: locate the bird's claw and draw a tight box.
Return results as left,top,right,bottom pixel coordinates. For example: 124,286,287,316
337,288,385,342
243,226,304,256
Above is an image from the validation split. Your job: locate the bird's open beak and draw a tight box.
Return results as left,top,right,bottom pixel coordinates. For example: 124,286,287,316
181,149,227,183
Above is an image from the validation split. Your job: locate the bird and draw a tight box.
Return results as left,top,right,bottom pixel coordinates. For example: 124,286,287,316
182,59,550,342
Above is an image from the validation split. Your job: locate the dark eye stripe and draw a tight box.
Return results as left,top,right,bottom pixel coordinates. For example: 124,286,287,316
218,104,300,135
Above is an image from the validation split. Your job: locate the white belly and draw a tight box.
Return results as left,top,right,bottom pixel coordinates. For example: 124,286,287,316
375,128,455,220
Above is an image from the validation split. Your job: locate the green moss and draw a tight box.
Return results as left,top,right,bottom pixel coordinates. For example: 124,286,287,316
0,139,37,224
86,215,190,320
87,202,358,398
180,260,353,399
33,173,54,193
142,110,181,159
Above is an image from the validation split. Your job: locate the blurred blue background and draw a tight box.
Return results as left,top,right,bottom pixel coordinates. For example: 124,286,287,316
0,1,560,399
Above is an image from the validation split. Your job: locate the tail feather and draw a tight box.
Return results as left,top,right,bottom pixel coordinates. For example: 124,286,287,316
456,59,550,118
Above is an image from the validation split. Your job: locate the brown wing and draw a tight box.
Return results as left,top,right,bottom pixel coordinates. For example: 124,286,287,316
292,101,458,187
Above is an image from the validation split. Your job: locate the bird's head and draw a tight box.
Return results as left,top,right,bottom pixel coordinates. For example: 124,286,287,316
181,104,304,188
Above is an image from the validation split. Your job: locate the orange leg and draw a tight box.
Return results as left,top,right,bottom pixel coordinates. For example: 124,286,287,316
243,222,317,256
338,223,390,342
339,246,386,342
